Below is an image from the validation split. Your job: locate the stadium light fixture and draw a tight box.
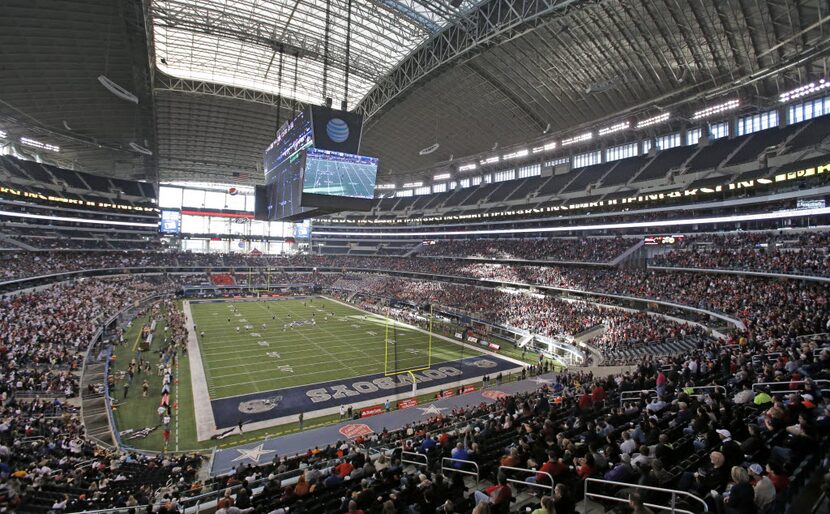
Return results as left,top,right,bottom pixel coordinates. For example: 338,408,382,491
458,163,477,171
402,181,423,188
129,142,153,156
692,99,740,120
419,142,440,155
561,132,593,146
0,130,6,139
20,137,59,152
313,206,830,237
598,122,630,136
376,184,396,190
433,173,451,180
502,149,529,160
532,142,558,153
0,209,158,227
98,75,139,104
479,156,500,165
779,79,830,102
636,113,670,129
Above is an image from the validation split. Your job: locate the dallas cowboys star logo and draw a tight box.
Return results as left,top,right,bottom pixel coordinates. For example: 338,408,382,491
417,404,448,416
232,443,276,463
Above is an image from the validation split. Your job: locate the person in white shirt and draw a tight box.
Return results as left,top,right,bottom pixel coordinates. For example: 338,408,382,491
620,431,638,455
630,445,653,468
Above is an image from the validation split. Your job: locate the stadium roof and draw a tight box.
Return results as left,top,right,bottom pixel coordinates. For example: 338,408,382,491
1,0,829,184
152,0,485,108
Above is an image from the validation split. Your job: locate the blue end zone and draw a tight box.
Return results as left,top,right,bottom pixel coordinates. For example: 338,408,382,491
210,355,519,428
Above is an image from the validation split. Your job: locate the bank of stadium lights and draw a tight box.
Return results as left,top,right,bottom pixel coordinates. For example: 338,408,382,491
636,113,670,129
502,149,529,160
20,137,59,152
779,79,830,102
532,142,557,154
314,206,830,238
479,156,500,165
561,132,593,147
0,130,6,139
458,163,477,172
598,122,630,136
433,173,452,181
692,99,740,120
402,181,423,188
376,184,396,190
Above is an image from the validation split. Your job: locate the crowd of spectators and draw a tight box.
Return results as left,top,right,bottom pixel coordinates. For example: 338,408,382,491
651,231,830,277
420,237,634,263
332,274,608,339
152,333,829,514
0,239,827,511
0,277,207,511
585,312,709,363
0,278,170,397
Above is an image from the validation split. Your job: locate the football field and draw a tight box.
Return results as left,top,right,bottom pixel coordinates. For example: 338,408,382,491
190,296,482,400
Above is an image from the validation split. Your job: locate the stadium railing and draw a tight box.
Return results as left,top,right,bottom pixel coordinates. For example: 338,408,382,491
401,450,429,470
498,465,553,493
583,477,709,514
105,294,172,447
751,380,830,395
647,265,830,284
620,389,657,405
441,457,480,487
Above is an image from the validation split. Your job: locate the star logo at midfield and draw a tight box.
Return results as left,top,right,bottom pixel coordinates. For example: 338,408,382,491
232,443,276,463
417,404,447,416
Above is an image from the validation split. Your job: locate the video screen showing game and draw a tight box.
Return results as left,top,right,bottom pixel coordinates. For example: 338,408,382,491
301,148,378,199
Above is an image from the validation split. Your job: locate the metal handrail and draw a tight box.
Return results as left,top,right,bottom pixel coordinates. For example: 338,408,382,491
498,465,553,492
686,385,727,398
620,389,656,406
752,379,829,395
441,457,480,486
401,450,429,469
584,477,709,514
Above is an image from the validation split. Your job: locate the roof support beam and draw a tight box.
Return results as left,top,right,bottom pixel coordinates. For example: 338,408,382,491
155,74,299,111
356,0,585,122
467,61,548,132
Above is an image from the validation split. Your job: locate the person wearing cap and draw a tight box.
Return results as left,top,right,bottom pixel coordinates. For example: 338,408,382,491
753,388,772,406
748,463,775,511
716,429,742,469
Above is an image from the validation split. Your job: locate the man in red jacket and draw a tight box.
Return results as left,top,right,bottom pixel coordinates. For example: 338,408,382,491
473,473,512,507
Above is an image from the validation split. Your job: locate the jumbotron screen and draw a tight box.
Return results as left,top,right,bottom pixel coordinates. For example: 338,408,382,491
263,109,313,184
262,110,315,221
260,106,376,221
302,148,378,199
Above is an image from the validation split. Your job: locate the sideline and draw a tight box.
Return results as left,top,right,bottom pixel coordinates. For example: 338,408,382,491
183,300,218,441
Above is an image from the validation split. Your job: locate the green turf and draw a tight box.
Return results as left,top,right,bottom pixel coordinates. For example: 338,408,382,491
110,297,545,453
190,297,484,399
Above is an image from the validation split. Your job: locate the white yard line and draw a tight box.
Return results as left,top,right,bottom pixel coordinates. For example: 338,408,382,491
207,351,390,372
323,295,528,367
251,301,366,379
182,300,220,441
175,356,180,452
